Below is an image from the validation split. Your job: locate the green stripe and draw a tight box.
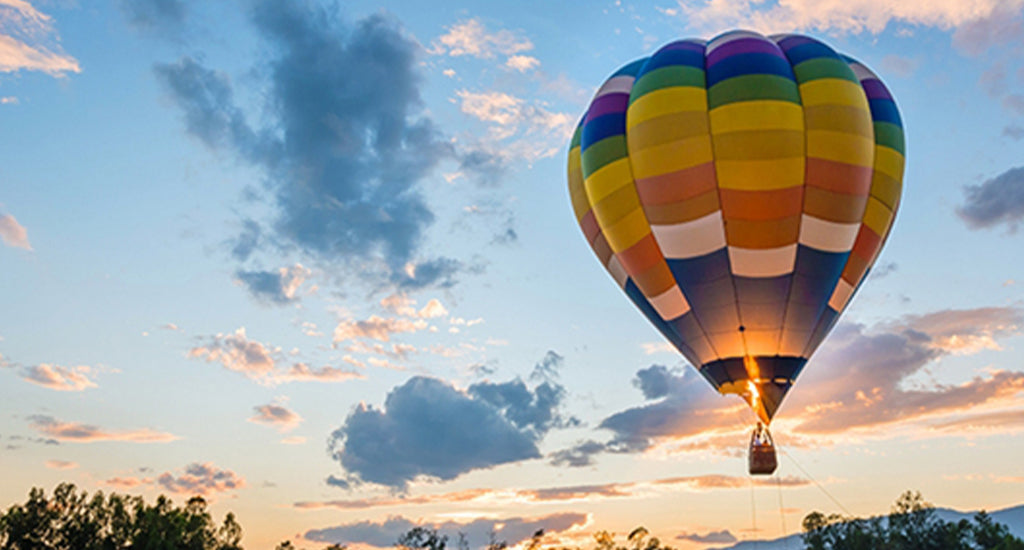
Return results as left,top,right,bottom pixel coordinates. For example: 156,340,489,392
873,121,905,155
792,58,859,84
629,66,705,104
570,126,582,149
581,135,628,176
707,74,801,110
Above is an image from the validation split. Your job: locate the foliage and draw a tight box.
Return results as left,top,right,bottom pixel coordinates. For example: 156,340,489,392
0,483,242,550
802,490,1024,550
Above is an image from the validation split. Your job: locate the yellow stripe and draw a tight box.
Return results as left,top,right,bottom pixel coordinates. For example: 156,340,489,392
799,78,869,109
627,87,708,129
713,129,804,161
870,170,902,210
605,207,651,252
584,157,633,205
567,148,590,221
803,104,873,137
627,111,709,151
806,130,875,166
874,145,905,181
709,100,804,134
629,134,714,179
716,157,805,190
862,196,892,236
593,184,642,227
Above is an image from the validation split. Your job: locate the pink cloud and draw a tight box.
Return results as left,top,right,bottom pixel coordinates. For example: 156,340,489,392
21,364,97,391
248,403,303,432
44,459,77,470
104,476,151,489
28,415,179,443
188,328,276,374
0,1,80,76
332,315,427,343
157,462,245,496
268,363,365,384
0,213,32,250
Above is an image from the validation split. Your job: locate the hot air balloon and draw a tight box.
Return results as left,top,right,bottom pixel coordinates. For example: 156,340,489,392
567,31,904,474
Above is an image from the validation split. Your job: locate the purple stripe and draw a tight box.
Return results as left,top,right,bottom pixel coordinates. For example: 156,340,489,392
861,79,892,101
583,93,629,124
707,37,785,67
658,39,706,53
775,34,816,50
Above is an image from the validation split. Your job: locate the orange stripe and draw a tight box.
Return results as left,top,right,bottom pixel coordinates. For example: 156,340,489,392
618,233,664,276
720,187,803,221
725,216,800,248
635,162,717,205
592,233,613,264
805,158,873,195
580,210,600,243
803,187,868,223
841,253,869,285
632,262,676,297
850,225,882,261
643,189,720,224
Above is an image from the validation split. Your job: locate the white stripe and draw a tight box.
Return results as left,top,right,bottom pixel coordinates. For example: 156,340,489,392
848,62,877,82
728,245,797,277
707,30,765,54
827,279,855,312
649,285,691,320
607,255,629,289
651,211,727,259
798,215,861,253
595,76,635,98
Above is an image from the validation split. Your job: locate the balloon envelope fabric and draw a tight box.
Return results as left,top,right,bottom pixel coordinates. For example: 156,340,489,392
567,31,904,424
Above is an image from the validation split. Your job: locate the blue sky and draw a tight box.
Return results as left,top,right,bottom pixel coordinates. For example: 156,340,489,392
2,0,1024,548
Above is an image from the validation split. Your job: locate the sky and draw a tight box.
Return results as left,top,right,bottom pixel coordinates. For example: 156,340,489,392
2,0,1024,548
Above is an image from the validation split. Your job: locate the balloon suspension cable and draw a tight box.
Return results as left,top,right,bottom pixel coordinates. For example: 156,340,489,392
779,447,852,517
748,475,759,549
775,473,791,548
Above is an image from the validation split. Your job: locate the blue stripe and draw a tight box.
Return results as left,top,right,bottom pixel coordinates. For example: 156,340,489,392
612,58,649,78
781,41,838,65
640,48,706,74
734,274,792,304
706,52,795,87
869,98,902,127
580,112,626,151
666,248,731,289
624,279,694,358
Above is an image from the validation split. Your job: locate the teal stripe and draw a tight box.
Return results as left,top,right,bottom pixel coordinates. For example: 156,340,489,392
581,135,628,176
792,58,859,84
629,66,706,104
873,121,905,155
570,126,582,150
707,74,801,109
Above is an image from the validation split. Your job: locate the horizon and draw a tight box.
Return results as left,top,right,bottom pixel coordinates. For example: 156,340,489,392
2,1,1024,549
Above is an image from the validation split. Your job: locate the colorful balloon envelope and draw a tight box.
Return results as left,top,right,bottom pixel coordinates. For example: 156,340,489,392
568,31,904,424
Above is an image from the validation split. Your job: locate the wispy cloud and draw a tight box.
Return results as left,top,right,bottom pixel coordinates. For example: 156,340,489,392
0,212,32,250
333,315,428,344
304,512,587,549
249,402,303,432
44,459,77,470
0,0,80,75
28,415,179,443
21,364,98,391
235,264,311,305
430,18,532,59
957,167,1024,231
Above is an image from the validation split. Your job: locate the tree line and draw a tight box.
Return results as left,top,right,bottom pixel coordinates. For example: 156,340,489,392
1,484,1021,549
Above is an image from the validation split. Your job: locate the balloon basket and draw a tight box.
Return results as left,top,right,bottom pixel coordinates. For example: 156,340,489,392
748,424,778,475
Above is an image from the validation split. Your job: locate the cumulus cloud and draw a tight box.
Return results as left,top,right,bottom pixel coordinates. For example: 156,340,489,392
249,403,303,432
431,18,532,59
28,415,179,443
672,0,1024,36
235,264,311,305
156,462,246,496
0,213,32,250
188,328,362,385
327,353,574,489
155,2,460,289
505,54,540,72
957,167,1024,231
304,513,587,549
0,0,80,75
21,364,97,391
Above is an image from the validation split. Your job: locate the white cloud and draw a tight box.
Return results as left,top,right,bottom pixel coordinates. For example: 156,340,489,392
332,315,428,343
0,0,80,75
418,298,448,318
506,54,540,72
21,364,97,391
455,89,573,162
0,213,31,250
431,18,532,59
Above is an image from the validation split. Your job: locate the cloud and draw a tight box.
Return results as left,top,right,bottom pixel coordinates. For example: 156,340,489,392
44,460,77,470
104,476,151,489
1005,125,1024,140
296,475,809,510
0,0,80,75
249,403,303,432
118,0,185,33
880,54,918,77
957,167,1024,231
235,264,311,305
333,315,428,344
0,213,31,250
431,18,532,59
506,54,540,72
328,354,573,489
304,513,587,549
418,298,448,319
672,0,1024,36
28,415,179,443
951,4,1024,55
21,364,97,391
676,530,737,544
189,327,363,385
156,462,246,495
155,3,459,289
